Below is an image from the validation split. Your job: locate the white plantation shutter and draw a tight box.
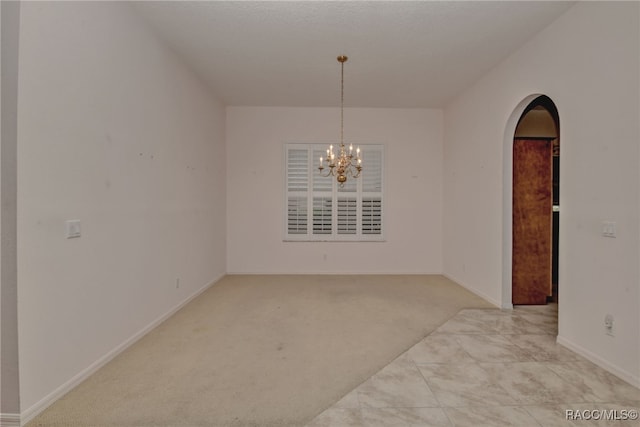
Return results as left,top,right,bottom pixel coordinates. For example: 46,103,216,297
313,197,332,234
337,197,357,234
287,149,308,192
361,149,383,235
362,197,382,234
311,149,333,235
312,149,333,192
362,150,383,193
286,148,308,235
285,144,383,241
287,196,307,234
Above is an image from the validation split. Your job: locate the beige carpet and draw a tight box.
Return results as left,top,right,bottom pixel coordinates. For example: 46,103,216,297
26,275,492,427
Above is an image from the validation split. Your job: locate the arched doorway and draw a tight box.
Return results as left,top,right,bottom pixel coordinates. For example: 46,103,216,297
502,95,560,308
512,96,559,305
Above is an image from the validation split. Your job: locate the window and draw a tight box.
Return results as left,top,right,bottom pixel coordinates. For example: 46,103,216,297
285,143,384,241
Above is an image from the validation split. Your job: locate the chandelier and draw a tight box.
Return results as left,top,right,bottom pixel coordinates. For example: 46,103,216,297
318,55,362,186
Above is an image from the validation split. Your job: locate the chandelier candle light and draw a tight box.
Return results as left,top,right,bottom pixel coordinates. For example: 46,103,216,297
318,55,362,186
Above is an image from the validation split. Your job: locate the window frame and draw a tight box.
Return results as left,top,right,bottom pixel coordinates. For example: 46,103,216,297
284,143,385,242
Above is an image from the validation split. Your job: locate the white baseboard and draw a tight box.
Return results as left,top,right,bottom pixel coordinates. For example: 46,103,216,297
0,413,21,427
225,271,443,275
556,335,640,389
20,274,224,426
442,273,502,308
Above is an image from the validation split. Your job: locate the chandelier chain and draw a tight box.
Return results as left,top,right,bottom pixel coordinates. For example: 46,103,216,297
341,57,344,147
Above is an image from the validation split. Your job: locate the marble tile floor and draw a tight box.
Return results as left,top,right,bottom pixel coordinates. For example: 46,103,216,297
307,304,640,426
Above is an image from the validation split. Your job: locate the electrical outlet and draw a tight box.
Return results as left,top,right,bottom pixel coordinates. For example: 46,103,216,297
602,221,617,238
65,220,81,239
604,314,614,336
176,278,180,289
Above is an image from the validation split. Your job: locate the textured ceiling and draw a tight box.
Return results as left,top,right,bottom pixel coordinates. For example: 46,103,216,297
132,1,575,108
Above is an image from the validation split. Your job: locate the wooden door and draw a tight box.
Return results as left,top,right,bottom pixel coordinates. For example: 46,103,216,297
512,138,553,305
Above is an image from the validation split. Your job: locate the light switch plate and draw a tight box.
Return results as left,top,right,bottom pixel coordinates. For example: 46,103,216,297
66,220,81,239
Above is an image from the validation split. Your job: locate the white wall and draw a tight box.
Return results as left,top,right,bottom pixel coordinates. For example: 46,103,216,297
226,107,443,274
1,0,22,422
444,2,639,385
17,2,226,418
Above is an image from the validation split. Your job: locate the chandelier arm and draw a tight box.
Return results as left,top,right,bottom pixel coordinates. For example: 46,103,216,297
319,164,337,177
345,164,361,178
